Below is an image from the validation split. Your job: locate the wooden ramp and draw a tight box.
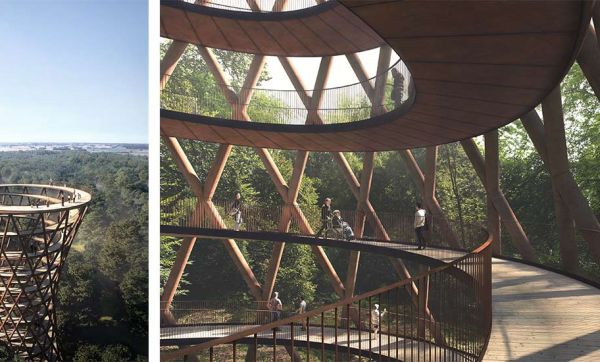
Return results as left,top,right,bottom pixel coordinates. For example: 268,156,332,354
485,258,600,361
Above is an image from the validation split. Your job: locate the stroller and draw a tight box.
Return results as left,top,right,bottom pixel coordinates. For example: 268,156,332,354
328,210,355,241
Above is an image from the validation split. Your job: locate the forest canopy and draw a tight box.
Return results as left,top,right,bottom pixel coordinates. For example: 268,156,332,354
0,150,148,361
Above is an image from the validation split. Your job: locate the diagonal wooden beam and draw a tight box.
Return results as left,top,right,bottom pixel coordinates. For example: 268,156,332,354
160,41,188,91
198,46,346,299
196,47,239,105
203,145,232,200
344,46,389,294
424,147,437,213
163,136,204,200
521,106,600,264
485,130,501,254
306,57,332,124
594,4,600,49
346,152,375,298
160,226,198,323
279,52,391,241
345,53,375,101
577,23,600,101
287,151,309,204
348,47,460,247
278,49,445,344
261,151,309,301
460,138,537,262
538,86,600,265
423,146,459,247
237,55,267,112
540,87,578,272
371,46,392,116
163,137,263,301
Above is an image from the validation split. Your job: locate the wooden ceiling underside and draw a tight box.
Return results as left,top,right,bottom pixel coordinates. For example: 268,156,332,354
160,1,384,56
160,0,590,151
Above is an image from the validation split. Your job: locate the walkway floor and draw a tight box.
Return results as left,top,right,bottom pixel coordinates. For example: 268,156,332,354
162,258,600,361
485,258,600,361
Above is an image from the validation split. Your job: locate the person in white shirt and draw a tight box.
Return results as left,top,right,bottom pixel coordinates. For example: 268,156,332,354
268,291,283,330
295,297,307,330
414,202,427,250
371,304,387,339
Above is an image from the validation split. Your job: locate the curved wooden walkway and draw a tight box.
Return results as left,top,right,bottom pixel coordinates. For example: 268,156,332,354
161,324,470,361
485,258,600,361
160,1,384,57
160,1,593,151
160,225,467,266
161,258,600,360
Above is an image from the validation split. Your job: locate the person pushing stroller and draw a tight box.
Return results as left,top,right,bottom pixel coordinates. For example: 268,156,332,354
332,210,355,241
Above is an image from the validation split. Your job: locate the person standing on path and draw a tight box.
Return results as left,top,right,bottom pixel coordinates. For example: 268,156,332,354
268,291,283,330
371,304,387,339
230,192,243,231
414,202,427,250
296,297,307,331
315,197,333,238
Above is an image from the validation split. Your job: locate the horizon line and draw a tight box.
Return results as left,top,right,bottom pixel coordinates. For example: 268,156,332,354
0,142,149,145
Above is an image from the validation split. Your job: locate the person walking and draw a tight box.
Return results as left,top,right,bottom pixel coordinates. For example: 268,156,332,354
268,291,283,330
414,202,427,250
230,192,243,231
315,197,333,238
295,297,307,330
371,304,387,339
390,68,405,109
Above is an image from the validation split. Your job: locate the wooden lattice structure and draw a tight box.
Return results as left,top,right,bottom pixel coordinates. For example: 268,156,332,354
0,184,91,361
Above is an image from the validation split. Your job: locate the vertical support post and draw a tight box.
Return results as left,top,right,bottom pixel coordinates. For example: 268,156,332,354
522,110,600,265
460,138,537,261
417,274,429,339
400,150,461,248
424,147,438,245
542,86,579,271
485,131,501,254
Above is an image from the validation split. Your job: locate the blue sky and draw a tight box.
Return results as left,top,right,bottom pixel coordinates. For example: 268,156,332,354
0,0,148,143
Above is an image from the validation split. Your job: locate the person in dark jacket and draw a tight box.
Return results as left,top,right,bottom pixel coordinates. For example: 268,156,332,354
230,192,243,231
315,197,333,237
390,68,405,109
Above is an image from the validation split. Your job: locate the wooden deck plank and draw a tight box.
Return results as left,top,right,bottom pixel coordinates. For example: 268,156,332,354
485,259,600,361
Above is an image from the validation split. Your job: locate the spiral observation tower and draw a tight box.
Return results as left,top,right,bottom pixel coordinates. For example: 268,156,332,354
0,184,91,361
160,0,600,361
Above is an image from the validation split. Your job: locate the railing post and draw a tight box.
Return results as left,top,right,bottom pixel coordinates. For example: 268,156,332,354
417,274,429,340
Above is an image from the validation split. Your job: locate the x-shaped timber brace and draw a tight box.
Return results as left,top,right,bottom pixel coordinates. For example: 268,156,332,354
160,44,454,350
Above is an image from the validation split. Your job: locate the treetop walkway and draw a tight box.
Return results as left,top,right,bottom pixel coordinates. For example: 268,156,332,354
160,1,600,360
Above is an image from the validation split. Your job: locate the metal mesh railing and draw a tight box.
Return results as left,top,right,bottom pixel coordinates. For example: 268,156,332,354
161,236,493,361
161,60,413,125
160,198,484,250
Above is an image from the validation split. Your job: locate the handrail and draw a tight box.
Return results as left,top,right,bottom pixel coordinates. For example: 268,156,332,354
0,184,92,215
161,234,493,360
161,59,413,125
161,198,486,250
